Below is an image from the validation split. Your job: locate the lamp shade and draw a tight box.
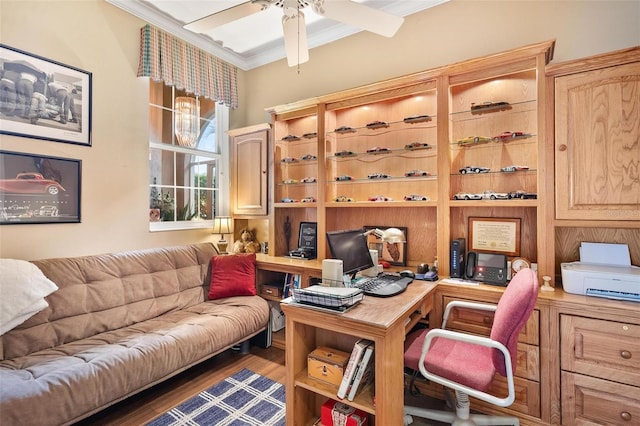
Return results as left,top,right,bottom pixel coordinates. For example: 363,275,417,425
381,227,406,243
212,216,232,235
174,96,199,148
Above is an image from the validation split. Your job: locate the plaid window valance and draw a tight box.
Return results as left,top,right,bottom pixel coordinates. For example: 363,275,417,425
137,24,239,109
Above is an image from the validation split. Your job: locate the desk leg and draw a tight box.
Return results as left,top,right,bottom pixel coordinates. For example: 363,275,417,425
374,321,406,425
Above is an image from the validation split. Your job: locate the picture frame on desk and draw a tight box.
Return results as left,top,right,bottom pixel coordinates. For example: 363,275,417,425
364,225,407,266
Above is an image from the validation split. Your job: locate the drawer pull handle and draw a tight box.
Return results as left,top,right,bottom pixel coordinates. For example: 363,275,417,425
620,350,632,359
621,411,631,422
483,316,492,325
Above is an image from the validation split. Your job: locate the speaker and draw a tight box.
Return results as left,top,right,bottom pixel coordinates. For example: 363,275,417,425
450,238,465,278
322,259,343,286
362,249,379,277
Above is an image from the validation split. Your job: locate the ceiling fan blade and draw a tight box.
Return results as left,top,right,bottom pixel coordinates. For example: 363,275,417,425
316,1,404,37
184,2,265,33
282,8,309,67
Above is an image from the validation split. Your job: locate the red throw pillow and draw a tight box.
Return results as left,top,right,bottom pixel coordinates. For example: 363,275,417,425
208,253,257,300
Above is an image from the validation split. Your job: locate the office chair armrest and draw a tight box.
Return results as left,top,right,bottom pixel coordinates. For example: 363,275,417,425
418,328,516,407
442,300,497,329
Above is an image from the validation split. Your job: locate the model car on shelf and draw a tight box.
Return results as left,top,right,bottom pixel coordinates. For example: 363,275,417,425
459,166,490,174
335,175,353,181
481,190,509,200
453,192,483,200
302,132,317,139
405,169,430,177
403,114,431,123
404,194,430,201
404,142,432,150
367,173,390,179
508,190,538,199
301,196,316,203
281,157,298,163
501,165,530,172
470,101,511,113
368,195,392,202
334,150,356,157
335,195,354,202
301,154,317,161
301,176,317,183
0,173,66,195
282,134,301,141
457,136,492,146
492,131,531,142
280,198,297,203
366,146,391,154
282,178,299,184
334,126,356,134
366,120,389,129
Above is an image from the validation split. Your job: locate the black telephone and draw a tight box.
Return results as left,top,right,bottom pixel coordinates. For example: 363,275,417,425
465,251,508,286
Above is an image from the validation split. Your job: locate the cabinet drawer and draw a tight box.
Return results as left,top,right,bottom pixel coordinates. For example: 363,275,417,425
443,297,539,345
561,315,640,387
561,371,640,425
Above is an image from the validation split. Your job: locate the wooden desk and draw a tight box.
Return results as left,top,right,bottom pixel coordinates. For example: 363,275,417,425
280,280,437,425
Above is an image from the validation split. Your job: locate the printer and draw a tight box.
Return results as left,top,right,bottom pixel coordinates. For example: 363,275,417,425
561,242,640,302
561,262,640,302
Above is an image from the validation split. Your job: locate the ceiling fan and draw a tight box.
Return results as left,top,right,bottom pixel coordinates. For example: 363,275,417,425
184,0,404,67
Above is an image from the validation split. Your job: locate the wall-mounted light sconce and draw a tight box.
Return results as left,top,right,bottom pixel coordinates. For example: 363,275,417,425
174,96,199,148
212,216,233,254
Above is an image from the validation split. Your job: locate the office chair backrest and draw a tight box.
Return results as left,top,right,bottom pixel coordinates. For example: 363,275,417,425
490,268,538,377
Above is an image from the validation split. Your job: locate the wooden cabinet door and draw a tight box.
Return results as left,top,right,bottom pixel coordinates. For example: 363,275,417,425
230,124,270,216
554,61,640,221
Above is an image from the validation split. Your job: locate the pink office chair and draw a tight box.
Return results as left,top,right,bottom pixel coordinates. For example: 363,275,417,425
403,268,539,426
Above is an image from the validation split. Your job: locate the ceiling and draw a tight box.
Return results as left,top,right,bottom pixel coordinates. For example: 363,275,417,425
107,0,448,70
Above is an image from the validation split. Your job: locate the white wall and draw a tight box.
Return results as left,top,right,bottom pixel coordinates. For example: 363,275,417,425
0,0,637,260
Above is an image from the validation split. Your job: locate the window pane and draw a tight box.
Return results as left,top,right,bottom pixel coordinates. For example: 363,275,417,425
149,186,175,222
149,148,175,186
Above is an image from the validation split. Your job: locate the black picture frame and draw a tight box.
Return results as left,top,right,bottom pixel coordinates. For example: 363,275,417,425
0,44,92,146
363,225,408,266
0,150,81,224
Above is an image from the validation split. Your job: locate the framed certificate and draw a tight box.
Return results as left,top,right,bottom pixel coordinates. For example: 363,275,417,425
468,217,521,256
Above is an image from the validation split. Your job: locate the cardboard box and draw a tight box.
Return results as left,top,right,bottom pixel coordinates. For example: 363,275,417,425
308,347,350,387
321,399,368,426
268,301,285,332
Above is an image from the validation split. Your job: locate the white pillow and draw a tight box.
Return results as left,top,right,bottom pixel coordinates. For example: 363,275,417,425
0,259,59,335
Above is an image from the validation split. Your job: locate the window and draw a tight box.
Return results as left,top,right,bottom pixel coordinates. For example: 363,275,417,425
148,81,229,231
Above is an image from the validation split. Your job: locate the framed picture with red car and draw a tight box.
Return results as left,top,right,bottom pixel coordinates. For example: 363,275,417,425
0,150,81,224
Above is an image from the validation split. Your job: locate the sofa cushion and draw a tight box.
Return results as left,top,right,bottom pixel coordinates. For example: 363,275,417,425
0,295,269,426
208,253,257,300
1,244,216,360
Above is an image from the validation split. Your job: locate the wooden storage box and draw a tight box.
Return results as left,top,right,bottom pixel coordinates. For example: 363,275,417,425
308,347,350,387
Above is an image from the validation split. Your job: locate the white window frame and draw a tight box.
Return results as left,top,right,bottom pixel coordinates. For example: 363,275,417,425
149,90,230,232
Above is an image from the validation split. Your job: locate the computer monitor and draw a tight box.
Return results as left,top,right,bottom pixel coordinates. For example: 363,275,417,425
326,228,375,280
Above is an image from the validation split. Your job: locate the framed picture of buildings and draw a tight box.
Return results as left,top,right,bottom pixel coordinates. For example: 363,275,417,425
0,150,81,224
0,44,92,146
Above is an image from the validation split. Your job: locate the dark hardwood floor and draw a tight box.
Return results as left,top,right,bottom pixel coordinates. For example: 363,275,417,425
75,346,286,426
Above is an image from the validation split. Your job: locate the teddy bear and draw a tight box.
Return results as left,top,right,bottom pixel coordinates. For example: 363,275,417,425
231,228,261,254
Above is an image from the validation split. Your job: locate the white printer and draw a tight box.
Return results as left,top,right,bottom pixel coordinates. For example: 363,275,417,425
561,242,640,302
561,262,640,302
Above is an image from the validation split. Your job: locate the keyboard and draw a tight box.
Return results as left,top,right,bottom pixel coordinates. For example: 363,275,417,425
353,273,413,297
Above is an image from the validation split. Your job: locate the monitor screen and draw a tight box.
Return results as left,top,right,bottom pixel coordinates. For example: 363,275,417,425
326,228,375,278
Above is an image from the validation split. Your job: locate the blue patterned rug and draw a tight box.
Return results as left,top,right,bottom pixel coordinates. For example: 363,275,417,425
147,368,285,426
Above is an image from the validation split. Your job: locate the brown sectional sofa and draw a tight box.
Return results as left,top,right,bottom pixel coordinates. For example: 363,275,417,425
0,243,270,426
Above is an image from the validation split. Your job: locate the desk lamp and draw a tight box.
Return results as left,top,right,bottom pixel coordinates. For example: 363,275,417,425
364,227,406,243
212,216,232,254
